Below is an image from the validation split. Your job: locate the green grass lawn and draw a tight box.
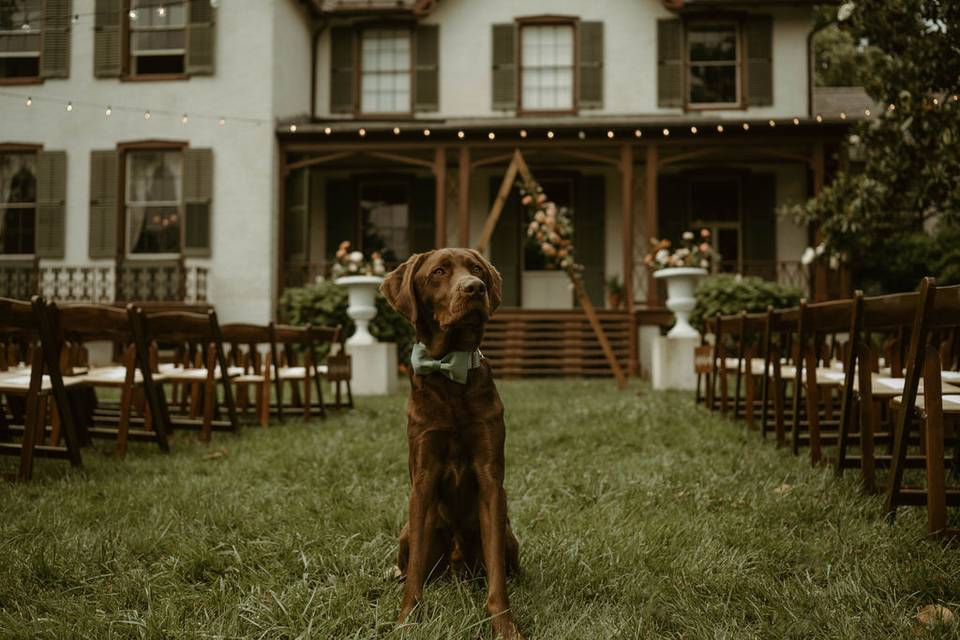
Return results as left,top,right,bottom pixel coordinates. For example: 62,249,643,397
2,379,960,639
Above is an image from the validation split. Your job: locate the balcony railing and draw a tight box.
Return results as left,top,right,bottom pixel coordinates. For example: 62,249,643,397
0,261,209,304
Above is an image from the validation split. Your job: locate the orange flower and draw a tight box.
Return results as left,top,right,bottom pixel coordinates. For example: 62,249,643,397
700,228,711,239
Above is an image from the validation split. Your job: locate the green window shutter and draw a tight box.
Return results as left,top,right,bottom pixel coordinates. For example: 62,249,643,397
40,0,72,78
575,175,606,308
411,177,435,254
325,178,356,259
657,19,684,108
283,168,309,263
183,148,213,257
578,22,604,110
742,172,777,279
330,27,356,114
35,151,67,258
89,150,118,258
489,176,521,307
744,16,773,107
491,24,516,110
186,0,216,75
414,25,439,112
93,0,123,78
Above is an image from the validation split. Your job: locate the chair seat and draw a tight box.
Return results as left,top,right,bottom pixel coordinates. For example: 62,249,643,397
912,394,960,414
155,365,243,382
871,376,960,398
233,373,265,384
0,372,86,393
85,366,143,386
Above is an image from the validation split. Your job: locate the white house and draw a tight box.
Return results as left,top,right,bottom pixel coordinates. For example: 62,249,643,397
0,0,868,376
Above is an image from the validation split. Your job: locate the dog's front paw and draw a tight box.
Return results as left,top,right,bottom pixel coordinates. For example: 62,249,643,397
396,596,421,625
491,616,524,640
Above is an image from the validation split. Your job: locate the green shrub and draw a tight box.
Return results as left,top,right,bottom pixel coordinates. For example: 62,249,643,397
279,279,415,364
690,275,803,333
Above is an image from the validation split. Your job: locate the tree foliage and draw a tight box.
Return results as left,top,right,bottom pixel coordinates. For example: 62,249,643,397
792,1,960,292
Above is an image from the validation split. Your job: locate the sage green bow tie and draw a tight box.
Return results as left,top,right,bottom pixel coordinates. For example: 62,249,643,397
410,343,482,384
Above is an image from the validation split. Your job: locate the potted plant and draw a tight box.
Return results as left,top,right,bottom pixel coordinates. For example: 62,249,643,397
644,229,718,338
605,276,624,309
332,241,387,346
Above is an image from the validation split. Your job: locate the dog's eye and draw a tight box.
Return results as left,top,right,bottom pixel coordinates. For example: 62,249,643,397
432,267,445,276
470,265,483,274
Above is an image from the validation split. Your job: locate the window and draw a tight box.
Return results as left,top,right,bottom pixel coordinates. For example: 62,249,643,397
0,0,42,80
126,150,183,254
360,28,412,114
687,25,739,106
690,178,740,272
0,151,35,254
520,23,574,111
359,182,410,262
128,0,187,76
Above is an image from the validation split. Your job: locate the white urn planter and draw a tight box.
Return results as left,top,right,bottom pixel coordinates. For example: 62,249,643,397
654,267,708,339
335,275,383,346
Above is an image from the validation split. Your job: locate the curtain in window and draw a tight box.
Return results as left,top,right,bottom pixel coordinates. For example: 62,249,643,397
521,25,574,110
127,151,182,254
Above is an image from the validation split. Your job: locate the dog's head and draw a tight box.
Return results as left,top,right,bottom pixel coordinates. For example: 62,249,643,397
381,248,502,353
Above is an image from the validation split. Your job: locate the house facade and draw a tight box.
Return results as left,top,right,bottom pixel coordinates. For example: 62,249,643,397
0,0,868,375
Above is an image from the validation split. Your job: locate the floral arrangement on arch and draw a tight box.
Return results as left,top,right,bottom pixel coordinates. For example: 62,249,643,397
643,228,719,271
519,180,582,274
331,241,387,278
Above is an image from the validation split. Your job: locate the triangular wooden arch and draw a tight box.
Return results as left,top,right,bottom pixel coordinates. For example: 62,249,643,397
475,149,627,389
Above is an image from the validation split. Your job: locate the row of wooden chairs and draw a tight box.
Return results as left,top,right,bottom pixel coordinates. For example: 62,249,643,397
698,277,960,536
0,297,350,481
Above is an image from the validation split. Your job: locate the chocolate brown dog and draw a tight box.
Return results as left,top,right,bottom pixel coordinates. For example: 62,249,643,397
381,248,523,639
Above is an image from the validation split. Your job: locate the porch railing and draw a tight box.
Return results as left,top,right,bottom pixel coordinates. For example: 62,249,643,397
0,261,209,303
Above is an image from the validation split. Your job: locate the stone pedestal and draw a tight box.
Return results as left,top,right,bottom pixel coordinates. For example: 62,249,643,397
651,335,699,391
345,341,398,395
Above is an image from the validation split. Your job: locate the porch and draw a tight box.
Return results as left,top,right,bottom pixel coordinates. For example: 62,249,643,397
277,119,844,375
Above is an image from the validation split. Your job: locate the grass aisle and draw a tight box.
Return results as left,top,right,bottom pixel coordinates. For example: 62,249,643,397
2,380,960,639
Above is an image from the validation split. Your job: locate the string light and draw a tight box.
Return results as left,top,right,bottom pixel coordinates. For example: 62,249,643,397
716,124,724,133
634,129,642,138
815,114,823,122
932,97,939,106
603,130,612,138
690,126,697,134
768,119,776,127
662,128,670,136
218,116,225,126
65,101,72,111
324,126,332,134
488,132,495,140
742,122,749,130
578,131,586,139
25,96,32,107
423,128,430,136
71,14,79,24
358,128,366,137
181,113,188,124
392,126,400,135
547,130,555,139
128,9,137,19
519,129,527,138
953,95,959,102
157,5,166,16
144,110,151,120
888,103,896,111
840,112,847,119
792,117,800,125
457,130,464,139
105,105,112,116
289,124,297,132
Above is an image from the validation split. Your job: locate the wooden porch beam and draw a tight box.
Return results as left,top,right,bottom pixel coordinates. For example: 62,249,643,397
434,146,447,248
470,152,516,170
366,150,436,170
620,142,637,376
458,146,471,247
553,148,620,167
283,151,356,174
644,143,659,306
811,139,827,301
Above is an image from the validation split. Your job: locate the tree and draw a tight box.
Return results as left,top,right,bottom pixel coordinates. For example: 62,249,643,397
791,0,960,293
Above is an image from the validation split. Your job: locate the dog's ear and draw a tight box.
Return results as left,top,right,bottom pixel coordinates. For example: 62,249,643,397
467,249,502,312
380,252,430,326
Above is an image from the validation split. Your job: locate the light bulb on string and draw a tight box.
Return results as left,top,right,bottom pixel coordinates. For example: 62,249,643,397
662,128,670,136
768,119,776,127
21,22,30,30
128,9,137,19
105,105,112,116
457,130,465,139
716,124,724,133
815,114,823,122
157,5,166,16
690,126,697,134
607,130,615,138
742,122,749,130
289,124,297,132
634,129,642,138
840,112,847,119
393,127,400,135
423,128,430,137
579,131,587,139
25,96,32,107
547,130,555,139
519,129,527,138
358,128,366,137
488,132,495,140
71,14,79,24
324,127,332,135
144,110,151,120
218,117,226,126
66,101,73,112
792,117,800,125
181,113,189,124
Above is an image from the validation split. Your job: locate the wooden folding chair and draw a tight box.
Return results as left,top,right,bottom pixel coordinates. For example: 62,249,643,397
711,314,742,416
220,323,280,427
0,297,83,481
885,280,960,526
47,301,169,457
127,306,239,442
759,306,800,446
272,324,342,419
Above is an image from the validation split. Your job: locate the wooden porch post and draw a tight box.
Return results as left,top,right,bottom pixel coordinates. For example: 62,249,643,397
458,146,471,247
621,142,637,376
644,142,659,306
434,145,447,248
811,139,827,301
276,147,287,321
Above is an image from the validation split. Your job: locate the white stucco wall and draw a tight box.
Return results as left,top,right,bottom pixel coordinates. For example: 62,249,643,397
314,0,813,121
0,0,315,323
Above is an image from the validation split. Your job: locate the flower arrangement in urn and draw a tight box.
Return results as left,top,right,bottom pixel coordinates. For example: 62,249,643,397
520,182,581,274
644,228,719,271
331,240,387,278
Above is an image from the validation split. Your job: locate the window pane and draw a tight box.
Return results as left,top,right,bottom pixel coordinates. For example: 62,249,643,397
130,0,186,28
127,151,182,254
360,183,409,262
520,24,574,111
0,0,42,33
688,28,737,62
1,208,34,254
360,28,411,113
691,180,739,222
689,64,737,104
0,152,35,204
129,206,181,254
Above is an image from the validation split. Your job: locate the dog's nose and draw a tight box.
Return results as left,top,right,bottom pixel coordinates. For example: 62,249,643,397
462,278,486,298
